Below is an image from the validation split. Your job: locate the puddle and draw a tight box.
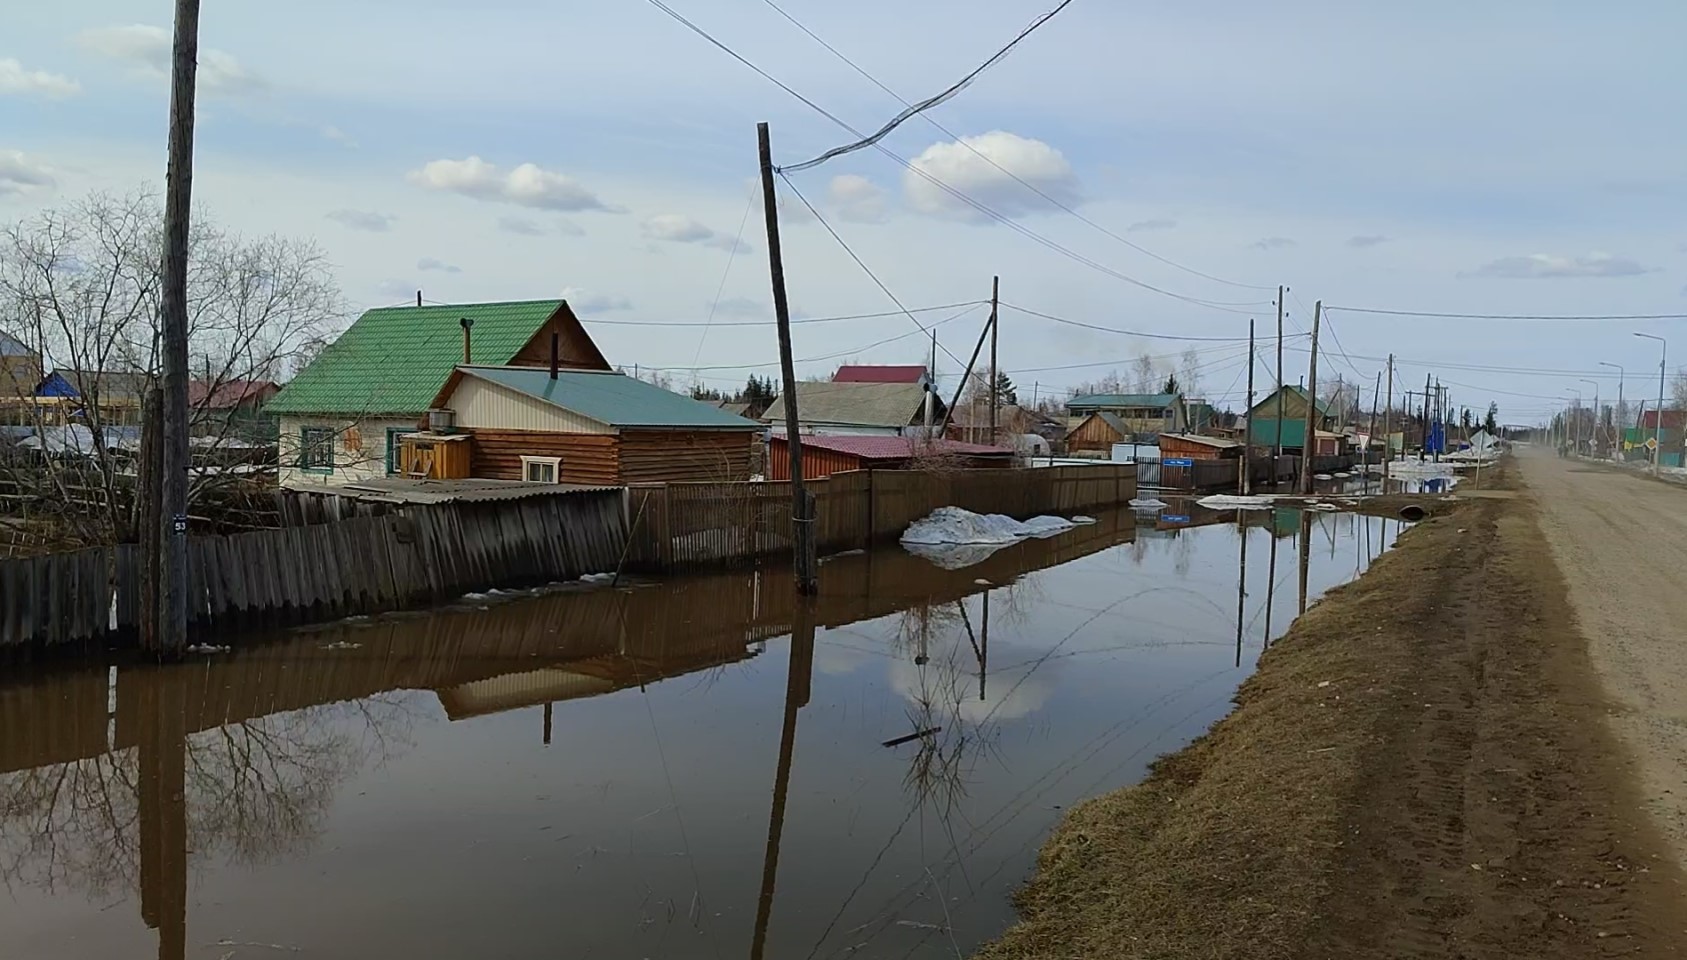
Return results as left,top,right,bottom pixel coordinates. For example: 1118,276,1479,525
0,507,1405,959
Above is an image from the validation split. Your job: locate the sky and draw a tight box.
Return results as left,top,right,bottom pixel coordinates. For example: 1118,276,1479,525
2,0,1685,424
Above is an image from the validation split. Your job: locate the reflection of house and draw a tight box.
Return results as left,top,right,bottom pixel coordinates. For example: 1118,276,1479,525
763,381,942,437
188,379,281,440
1066,393,1185,438
410,365,763,485
269,299,611,488
1246,385,1334,452
767,434,1012,480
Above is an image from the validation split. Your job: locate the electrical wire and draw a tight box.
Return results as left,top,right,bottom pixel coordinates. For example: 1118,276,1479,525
1325,305,1687,321
693,186,759,368
757,0,1273,293
998,302,1283,342
777,0,1079,173
641,0,1273,315
581,301,987,327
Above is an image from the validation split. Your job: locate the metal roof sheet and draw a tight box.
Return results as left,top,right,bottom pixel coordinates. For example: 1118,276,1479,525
763,381,931,428
458,366,763,430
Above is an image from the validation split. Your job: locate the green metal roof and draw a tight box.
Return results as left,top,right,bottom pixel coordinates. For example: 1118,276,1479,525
268,300,563,416
1067,393,1179,409
459,366,763,430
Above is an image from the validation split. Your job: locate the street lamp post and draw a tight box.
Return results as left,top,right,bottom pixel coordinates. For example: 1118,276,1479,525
1579,378,1600,457
1599,361,1624,458
1635,333,1667,476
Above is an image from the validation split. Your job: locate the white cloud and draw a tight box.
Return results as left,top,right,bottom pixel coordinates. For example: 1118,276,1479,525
1460,252,1654,279
320,125,357,148
562,286,632,313
1347,234,1390,248
0,150,55,197
408,156,613,212
0,58,80,98
1127,218,1176,232
904,130,1080,221
828,174,889,224
711,296,767,319
325,209,395,232
77,24,265,96
1250,236,1296,250
642,214,746,252
417,257,462,274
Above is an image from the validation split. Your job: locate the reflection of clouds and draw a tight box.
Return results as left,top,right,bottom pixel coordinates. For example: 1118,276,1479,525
889,637,1059,725
813,632,879,676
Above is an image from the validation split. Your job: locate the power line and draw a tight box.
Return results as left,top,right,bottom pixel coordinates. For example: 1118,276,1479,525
648,302,984,375
693,186,758,368
580,301,987,327
642,0,1271,314
998,302,1296,342
1326,305,1687,321
777,0,1079,173
757,0,1273,293
778,172,971,370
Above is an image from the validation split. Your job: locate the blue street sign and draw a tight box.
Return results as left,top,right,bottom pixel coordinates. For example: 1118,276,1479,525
1162,514,1192,523
1163,457,1195,467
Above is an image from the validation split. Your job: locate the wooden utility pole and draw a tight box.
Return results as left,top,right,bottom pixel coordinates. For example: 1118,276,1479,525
1243,319,1255,494
1365,371,1381,480
147,0,201,657
757,122,815,594
988,275,999,445
1273,286,1285,476
1383,354,1393,483
1298,300,1322,494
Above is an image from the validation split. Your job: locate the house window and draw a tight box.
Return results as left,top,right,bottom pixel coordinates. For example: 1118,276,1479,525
521,455,561,484
385,428,408,475
300,426,335,474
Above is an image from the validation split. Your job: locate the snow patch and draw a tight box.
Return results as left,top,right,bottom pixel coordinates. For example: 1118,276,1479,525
900,507,1087,568
1129,498,1168,509
1196,494,1274,511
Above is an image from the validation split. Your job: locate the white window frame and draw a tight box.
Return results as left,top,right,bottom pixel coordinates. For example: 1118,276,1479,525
521,455,561,484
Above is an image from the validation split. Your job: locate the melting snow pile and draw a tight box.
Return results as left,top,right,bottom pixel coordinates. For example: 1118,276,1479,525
1196,494,1275,511
1129,497,1168,510
901,507,1087,569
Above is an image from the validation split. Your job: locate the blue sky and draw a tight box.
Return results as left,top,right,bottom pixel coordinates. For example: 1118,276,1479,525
3,0,1684,421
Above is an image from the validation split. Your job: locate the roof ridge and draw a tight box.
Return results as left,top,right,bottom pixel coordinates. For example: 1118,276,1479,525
364,297,563,311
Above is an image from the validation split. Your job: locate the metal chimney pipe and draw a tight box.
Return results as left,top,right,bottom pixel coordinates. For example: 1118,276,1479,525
460,317,474,363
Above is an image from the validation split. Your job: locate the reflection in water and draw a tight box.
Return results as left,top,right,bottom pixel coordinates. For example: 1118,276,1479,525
0,506,1399,959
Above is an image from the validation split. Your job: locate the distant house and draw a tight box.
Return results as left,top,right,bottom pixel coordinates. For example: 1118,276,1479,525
188,379,281,441
944,402,1050,444
0,332,42,425
1246,385,1335,452
409,366,764,485
1639,409,1686,431
716,398,769,420
832,364,930,387
768,434,1012,480
1065,393,1186,439
268,299,610,487
35,369,152,426
1065,411,1132,453
763,381,943,437
1158,433,1244,461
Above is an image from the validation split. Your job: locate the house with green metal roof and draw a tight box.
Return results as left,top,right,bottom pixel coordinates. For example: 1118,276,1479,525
272,299,610,487
412,365,764,486
1064,392,1188,439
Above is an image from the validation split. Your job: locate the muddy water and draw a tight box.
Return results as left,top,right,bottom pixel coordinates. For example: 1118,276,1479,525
0,507,1403,959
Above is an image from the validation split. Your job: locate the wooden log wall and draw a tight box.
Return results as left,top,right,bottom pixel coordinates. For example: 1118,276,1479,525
0,488,628,652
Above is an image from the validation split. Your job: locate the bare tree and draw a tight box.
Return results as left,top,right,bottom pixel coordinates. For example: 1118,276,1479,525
0,189,343,546
1131,351,1159,394
1178,348,1202,397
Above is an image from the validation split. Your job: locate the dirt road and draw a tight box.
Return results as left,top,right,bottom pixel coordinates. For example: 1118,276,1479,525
1521,450,1687,868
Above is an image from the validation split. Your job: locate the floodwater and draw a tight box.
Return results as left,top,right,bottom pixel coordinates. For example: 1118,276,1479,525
0,506,1404,960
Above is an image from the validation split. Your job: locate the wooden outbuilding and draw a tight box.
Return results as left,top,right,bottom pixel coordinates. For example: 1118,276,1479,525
417,365,764,485
1065,411,1131,453
767,434,1013,481
1158,433,1245,461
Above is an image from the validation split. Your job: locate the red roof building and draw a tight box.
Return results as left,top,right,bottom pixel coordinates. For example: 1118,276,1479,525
188,379,281,409
831,364,928,384
767,433,1013,480
1639,409,1686,430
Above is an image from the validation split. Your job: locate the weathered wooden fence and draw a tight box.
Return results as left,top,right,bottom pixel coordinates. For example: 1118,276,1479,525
624,464,1136,571
0,489,626,652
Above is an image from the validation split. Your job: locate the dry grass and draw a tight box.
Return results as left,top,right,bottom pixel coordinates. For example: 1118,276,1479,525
976,494,1486,960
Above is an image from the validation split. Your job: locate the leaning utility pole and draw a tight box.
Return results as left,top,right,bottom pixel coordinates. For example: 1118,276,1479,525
149,0,201,657
1365,371,1381,480
1382,354,1393,483
988,275,999,445
757,122,815,594
1243,319,1255,495
1273,286,1285,476
1298,301,1322,494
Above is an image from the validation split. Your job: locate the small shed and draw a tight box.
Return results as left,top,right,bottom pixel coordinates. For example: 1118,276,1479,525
1065,411,1131,453
767,434,1013,481
1158,433,1245,461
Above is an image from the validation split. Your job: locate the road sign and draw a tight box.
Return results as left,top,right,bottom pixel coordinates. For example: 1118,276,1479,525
1646,437,1659,451
1162,514,1191,524
1164,457,1195,467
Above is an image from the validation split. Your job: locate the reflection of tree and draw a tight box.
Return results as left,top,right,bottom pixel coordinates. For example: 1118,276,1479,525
0,692,418,898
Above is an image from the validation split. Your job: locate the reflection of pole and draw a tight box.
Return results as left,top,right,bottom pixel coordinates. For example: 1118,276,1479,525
1264,523,1279,646
542,702,553,746
1297,511,1312,616
980,590,989,701
1235,523,1249,667
749,603,816,960
137,669,187,960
